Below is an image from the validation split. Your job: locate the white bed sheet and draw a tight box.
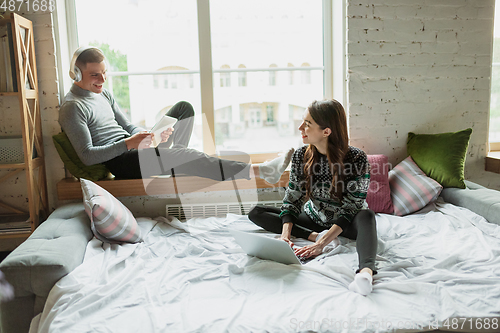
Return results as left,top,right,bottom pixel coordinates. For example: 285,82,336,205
30,200,500,333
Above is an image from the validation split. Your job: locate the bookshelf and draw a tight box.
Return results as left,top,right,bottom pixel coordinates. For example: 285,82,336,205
0,13,48,250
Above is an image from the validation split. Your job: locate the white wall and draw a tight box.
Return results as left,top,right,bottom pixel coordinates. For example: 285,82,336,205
347,0,500,189
1,0,500,218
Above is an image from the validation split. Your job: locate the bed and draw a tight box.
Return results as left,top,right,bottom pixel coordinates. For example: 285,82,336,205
1,184,497,333
2,134,500,332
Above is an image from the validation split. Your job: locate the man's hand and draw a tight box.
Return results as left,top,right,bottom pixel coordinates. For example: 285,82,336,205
125,132,153,150
159,127,174,143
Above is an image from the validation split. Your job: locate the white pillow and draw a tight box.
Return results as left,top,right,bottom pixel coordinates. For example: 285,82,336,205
81,178,143,243
389,156,443,216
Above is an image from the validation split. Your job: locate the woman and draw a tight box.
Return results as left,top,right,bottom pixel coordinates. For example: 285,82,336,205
248,99,377,296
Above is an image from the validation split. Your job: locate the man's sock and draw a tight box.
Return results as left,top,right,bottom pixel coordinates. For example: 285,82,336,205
348,271,373,296
258,148,294,184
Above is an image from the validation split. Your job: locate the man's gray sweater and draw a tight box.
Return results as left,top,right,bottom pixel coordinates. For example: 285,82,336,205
59,84,144,166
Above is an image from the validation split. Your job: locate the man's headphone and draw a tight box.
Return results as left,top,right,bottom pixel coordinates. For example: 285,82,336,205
69,46,101,82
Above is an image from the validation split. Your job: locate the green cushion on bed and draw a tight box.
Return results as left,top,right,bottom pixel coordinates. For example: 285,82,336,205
407,128,472,189
52,132,110,181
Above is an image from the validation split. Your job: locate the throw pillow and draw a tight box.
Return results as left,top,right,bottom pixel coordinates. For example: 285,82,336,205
406,128,472,189
389,156,443,216
365,154,394,214
81,178,142,243
53,132,111,181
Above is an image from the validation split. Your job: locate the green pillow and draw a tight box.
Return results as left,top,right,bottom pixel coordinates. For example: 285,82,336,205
52,132,111,181
407,128,472,189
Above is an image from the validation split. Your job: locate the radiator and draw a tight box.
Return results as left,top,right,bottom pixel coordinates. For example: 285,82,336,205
166,200,282,220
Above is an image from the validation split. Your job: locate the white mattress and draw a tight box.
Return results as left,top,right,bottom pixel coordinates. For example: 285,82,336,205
30,199,500,333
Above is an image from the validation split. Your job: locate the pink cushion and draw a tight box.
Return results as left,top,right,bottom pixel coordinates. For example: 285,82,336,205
81,178,143,244
366,154,394,214
389,156,443,216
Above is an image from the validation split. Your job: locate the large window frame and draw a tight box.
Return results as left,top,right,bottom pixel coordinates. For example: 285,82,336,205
491,62,500,153
490,0,500,154
491,57,500,155
56,0,346,159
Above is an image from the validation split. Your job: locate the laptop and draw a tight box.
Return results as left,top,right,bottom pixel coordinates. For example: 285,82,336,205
229,229,313,265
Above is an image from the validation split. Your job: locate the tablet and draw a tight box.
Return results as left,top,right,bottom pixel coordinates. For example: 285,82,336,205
149,115,178,147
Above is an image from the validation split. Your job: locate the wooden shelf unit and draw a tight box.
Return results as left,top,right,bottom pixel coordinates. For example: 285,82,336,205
0,13,49,243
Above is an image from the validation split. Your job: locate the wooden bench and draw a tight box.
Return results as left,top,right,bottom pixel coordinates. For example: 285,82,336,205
57,172,290,200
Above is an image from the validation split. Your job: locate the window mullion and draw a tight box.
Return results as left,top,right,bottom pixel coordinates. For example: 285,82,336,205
323,0,333,100
197,0,216,155
333,0,347,108
56,0,79,97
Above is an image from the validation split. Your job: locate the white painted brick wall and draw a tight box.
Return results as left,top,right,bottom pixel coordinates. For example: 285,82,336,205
347,0,500,190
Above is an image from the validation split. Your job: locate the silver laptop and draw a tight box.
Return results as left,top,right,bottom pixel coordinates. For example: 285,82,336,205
229,229,312,265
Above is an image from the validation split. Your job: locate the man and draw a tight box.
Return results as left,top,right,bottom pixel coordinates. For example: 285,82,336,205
59,46,293,183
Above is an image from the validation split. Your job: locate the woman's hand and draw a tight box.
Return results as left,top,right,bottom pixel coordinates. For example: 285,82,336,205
294,225,342,258
281,222,294,247
294,242,324,259
125,132,153,150
280,234,294,247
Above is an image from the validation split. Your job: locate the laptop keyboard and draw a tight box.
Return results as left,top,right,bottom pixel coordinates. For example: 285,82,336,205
292,246,315,264
298,256,314,265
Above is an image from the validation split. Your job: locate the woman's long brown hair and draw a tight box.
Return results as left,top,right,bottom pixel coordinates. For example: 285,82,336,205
303,99,349,201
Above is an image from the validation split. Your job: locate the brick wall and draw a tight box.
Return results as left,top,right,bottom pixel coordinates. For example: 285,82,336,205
32,12,66,210
347,0,500,189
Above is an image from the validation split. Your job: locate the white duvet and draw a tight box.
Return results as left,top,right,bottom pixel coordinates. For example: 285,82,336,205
30,200,500,333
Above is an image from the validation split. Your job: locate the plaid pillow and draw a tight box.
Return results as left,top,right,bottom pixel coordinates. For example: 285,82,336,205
389,156,443,216
81,178,142,243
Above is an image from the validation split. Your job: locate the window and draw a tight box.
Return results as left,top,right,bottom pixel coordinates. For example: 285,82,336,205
266,105,275,124
73,0,203,148
287,63,294,85
269,64,277,86
215,106,232,147
238,64,247,87
220,65,231,87
69,0,343,155
491,0,500,150
301,63,311,85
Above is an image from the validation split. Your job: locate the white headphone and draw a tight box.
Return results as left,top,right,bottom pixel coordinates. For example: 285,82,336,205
69,46,101,82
